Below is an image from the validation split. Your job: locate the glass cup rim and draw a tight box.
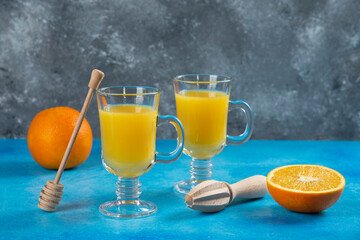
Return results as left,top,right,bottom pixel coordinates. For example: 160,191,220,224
96,86,160,96
173,74,232,84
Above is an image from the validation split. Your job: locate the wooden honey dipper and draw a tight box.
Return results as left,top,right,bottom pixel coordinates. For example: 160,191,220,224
38,69,104,212
185,175,268,212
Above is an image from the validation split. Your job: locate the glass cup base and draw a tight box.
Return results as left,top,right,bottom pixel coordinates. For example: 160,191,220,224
174,179,205,194
99,199,157,218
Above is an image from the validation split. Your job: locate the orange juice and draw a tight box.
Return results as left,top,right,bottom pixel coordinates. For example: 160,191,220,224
99,104,157,177
175,90,229,158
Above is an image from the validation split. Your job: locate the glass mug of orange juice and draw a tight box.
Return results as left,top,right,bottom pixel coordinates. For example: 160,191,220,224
96,86,184,218
173,74,254,194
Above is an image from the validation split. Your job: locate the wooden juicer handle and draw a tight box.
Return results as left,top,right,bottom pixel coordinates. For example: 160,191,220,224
227,175,269,201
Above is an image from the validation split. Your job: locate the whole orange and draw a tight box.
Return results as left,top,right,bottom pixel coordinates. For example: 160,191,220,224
27,106,93,169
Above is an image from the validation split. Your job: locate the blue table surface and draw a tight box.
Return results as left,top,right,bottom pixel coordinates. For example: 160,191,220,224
0,139,359,239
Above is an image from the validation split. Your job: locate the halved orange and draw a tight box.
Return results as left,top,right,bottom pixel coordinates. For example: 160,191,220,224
267,165,345,213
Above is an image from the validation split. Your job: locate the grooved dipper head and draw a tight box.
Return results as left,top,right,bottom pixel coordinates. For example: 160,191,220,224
38,180,64,212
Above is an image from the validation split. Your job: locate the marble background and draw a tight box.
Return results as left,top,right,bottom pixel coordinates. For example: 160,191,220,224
1,0,360,140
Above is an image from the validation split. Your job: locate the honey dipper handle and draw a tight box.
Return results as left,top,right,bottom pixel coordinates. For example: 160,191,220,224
54,70,104,183
229,175,268,201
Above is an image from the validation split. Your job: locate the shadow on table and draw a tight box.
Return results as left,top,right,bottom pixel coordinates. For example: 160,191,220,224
230,202,325,224
75,157,102,170
0,161,51,178
142,187,183,206
0,158,101,179
161,195,325,224
144,187,223,222
57,199,95,212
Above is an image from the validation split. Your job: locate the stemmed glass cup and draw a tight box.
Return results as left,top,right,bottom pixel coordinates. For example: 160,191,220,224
97,86,184,218
173,75,254,194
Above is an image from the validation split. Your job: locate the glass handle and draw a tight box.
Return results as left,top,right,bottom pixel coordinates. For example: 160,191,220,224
156,115,185,163
226,100,254,145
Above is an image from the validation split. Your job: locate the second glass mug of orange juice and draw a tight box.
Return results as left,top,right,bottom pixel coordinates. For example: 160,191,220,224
173,74,254,194
96,86,184,218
